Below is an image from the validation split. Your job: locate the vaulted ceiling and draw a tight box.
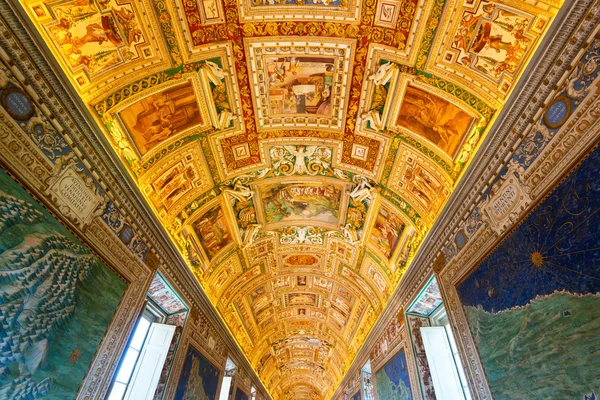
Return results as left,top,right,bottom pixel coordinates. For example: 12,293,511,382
20,0,562,398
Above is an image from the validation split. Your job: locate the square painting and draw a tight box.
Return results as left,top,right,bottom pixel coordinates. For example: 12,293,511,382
246,38,354,132
175,346,220,399
191,203,233,261
259,182,344,227
0,168,127,399
369,205,405,260
266,56,336,117
396,85,474,158
119,82,203,156
375,349,413,399
44,0,146,76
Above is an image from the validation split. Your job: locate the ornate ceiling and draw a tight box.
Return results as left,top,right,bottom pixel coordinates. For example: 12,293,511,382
20,0,562,398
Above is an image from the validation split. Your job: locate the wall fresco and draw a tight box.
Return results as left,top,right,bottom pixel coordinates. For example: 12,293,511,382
375,349,412,400
406,315,436,400
458,147,600,399
175,346,220,400
0,168,126,399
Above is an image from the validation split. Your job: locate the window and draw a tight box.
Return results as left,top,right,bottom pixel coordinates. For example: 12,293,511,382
361,361,375,400
420,306,471,400
219,358,237,400
108,303,175,400
251,386,257,400
109,308,158,400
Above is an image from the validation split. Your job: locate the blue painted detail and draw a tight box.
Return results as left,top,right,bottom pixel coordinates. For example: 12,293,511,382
375,349,413,400
545,98,568,125
457,146,600,399
175,347,220,400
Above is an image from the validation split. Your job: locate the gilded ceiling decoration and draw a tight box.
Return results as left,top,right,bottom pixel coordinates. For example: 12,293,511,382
20,0,562,398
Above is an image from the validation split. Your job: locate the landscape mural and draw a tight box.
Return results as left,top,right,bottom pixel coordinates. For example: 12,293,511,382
396,85,473,158
191,203,233,261
375,349,413,400
457,147,600,399
175,346,220,400
119,83,202,156
260,182,343,226
0,168,127,399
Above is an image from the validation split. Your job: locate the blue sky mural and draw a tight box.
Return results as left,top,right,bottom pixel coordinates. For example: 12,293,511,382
175,346,220,399
458,147,600,399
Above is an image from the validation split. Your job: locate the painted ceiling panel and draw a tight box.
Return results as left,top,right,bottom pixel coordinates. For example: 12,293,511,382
20,0,563,398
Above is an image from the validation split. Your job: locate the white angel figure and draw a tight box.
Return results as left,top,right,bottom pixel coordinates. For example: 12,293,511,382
367,61,398,86
349,175,376,205
283,145,318,175
202,61,228,86
223,175,253,202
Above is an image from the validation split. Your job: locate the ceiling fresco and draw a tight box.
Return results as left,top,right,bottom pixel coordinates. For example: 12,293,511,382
20,0,563,398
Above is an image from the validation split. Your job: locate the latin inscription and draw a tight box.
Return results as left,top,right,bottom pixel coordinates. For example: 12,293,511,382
59,176,93,214
491,185,517,218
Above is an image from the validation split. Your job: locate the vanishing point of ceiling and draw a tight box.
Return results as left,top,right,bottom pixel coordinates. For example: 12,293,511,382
20,0,562,398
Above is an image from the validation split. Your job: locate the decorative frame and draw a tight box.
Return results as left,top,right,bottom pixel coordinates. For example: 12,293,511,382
138,142,214,221
387,144,453,223
20,0,170,98
425,0,558,104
